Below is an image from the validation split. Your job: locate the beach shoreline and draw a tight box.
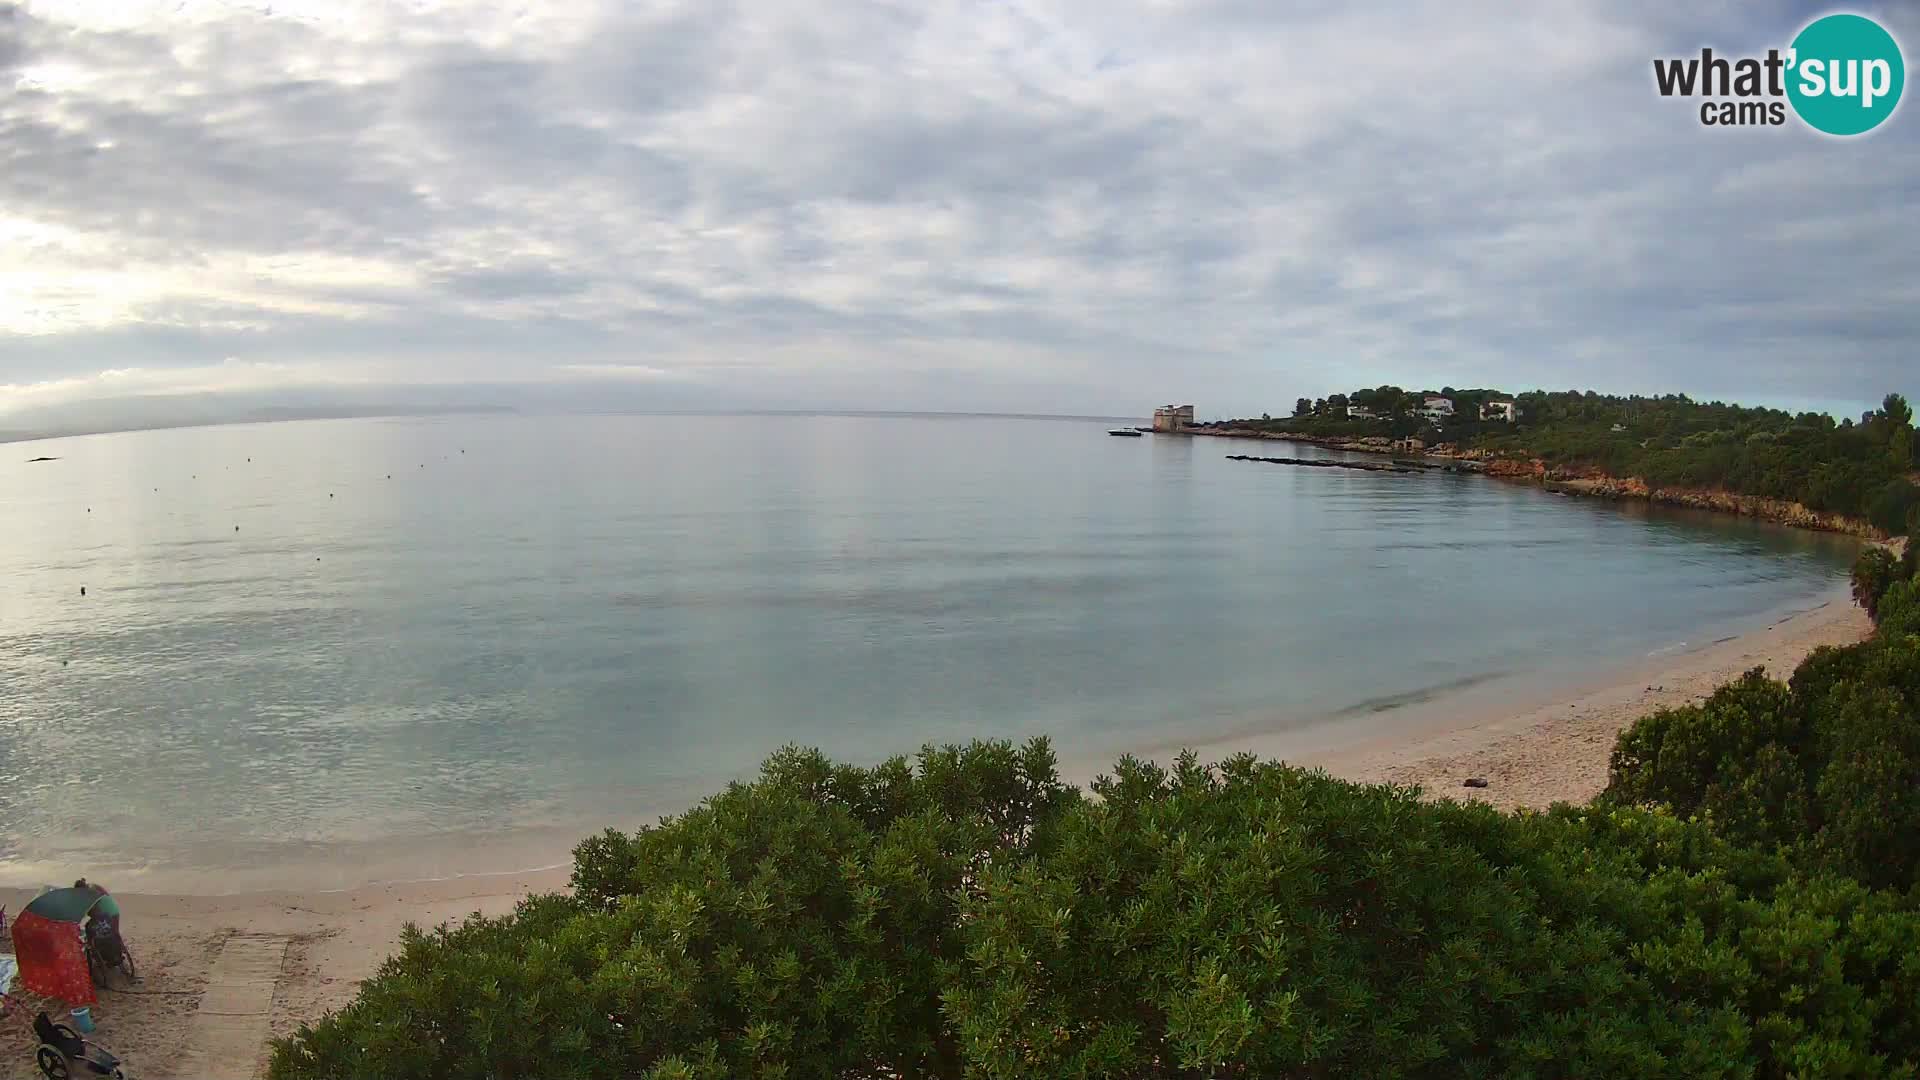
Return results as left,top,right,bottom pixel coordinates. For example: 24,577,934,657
1295,581,1869,808
1050,580,1867,807
0,583,1875,1077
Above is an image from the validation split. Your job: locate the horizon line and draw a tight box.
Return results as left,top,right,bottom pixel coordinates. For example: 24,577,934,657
1,406,1150,448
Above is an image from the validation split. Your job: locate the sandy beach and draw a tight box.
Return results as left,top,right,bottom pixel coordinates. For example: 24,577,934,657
0,586,1874,1079
1304,585,1871,808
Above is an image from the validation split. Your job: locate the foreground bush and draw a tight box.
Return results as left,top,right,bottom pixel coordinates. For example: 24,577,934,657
1606,540,1920,892
271,743,1920,1079
1854,546,1903,620
273,740,1074,1080
1604,637,1920,891
1604,671,1811,853
1881,577,1920,638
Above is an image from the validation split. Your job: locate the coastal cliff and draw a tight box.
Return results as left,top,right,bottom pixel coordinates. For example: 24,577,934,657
1520,468,1881,537
1195,426,1884,538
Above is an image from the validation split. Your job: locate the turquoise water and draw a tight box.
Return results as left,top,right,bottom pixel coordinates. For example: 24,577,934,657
0,414,1857,890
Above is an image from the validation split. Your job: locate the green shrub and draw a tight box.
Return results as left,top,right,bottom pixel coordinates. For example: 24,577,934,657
1608,632,1920,891
1602,671,1811,851
272,740,1071,1080
274,746,1920,1079
1532,807,1920,1078
1810,681,1920,889
1792,635,1920,718
1881,579,1920,638
946,757,1747,1078
1853,547,1902,621
269,893,599,1080
1870,480,1920,537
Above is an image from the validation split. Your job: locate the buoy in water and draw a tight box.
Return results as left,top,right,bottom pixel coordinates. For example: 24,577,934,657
79,586,86,596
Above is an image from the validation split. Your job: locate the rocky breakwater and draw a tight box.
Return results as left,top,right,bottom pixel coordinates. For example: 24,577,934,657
1199,428,1485,472
1226,454,1420,474
1225,453,1486,477
1478,456,1882,538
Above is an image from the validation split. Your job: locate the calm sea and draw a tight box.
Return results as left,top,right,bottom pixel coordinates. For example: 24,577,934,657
0,414,1858,891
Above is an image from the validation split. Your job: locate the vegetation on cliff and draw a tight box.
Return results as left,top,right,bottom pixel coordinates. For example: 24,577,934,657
1222,388,1920,534
274,544,1920,1079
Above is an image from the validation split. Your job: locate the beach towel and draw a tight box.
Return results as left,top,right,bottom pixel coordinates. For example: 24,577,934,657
0,954,18,996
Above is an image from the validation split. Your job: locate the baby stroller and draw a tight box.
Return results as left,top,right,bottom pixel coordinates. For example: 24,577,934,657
33,1011,126,1079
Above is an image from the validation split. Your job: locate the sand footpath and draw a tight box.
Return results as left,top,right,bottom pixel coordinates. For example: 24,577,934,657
0,585,1876,1078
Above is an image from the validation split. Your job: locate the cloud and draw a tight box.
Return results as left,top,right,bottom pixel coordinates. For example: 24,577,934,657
555,363,680,380
0,359,374,414
0,0,1914,430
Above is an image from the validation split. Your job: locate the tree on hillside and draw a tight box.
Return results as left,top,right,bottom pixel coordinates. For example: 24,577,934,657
1224,386,1917,530
1347,385,1409,417
1885,393,1914,471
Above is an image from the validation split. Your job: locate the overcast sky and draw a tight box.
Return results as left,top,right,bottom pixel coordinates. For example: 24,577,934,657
2,0,1916,435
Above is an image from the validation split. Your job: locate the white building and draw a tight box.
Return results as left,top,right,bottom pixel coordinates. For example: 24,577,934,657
1420,395,1455,423
1480,400,1518,422
1346,404,1377,419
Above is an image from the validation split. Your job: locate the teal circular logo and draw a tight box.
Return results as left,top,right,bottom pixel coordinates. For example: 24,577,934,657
1787,14,1905,135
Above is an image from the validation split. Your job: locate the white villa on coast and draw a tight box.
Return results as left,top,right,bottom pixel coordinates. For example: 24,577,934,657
1480,399,1519,422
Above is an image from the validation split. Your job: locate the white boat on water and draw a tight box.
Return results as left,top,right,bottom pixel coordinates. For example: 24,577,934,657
1108,428,1144,437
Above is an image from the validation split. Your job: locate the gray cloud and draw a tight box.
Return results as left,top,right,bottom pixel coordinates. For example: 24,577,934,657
0,0,1915,434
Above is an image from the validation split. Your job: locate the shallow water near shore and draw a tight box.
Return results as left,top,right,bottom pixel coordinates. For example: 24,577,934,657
0,414,1860,892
